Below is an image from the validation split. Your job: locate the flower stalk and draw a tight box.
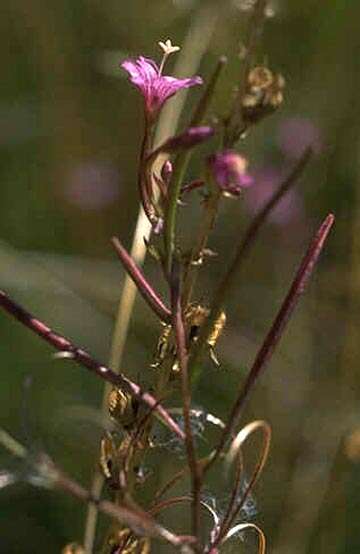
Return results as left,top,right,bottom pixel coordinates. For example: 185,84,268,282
111,236,172,322
189,146,313,384
0,289,184,440
170,261,202,546
207,213,335,469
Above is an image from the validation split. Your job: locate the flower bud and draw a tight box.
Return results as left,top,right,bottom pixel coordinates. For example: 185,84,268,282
208,150,253,196
160,160,173,185
162,126,214,153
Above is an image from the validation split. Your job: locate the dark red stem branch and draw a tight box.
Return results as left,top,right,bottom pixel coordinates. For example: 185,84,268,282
208,213,335,468
111,236,171,323
0,289,184,441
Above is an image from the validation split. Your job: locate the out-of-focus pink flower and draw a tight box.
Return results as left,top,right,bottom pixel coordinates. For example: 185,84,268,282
121,56,202,117
277,117,323,159
64,161,120,210
208,150,253,196
244,166,303,226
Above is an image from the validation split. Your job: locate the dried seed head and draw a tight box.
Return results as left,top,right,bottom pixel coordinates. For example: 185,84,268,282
247,66,274,90
242,66,285,125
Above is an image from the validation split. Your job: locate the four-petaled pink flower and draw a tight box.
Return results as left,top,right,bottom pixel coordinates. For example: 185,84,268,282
208,150,253,196
121,56,203,118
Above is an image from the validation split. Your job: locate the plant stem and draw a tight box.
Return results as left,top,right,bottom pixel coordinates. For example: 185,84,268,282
183,188,221,306
170,263,202,546
225,0,268,145
190,56,227,128
0,290,184,441
164,151,191,275
206,213,335,470
84,9,221,550
0,428,27,459
0,425,186,549
111,237,171,322
189,147,313,384
164,56,228,277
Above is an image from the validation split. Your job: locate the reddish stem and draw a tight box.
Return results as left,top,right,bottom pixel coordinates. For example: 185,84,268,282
208,213,335,468
111,236,171,323
138,117,156,225
0,289,184,441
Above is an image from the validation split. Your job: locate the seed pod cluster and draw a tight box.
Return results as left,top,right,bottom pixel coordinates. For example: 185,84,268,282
242,66,285,125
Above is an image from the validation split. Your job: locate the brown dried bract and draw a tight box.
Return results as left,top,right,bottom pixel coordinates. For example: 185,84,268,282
108,527,151,553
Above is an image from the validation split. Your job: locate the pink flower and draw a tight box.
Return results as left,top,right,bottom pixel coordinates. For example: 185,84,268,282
208,150,253,196
121,56,202,117
277,117,323,159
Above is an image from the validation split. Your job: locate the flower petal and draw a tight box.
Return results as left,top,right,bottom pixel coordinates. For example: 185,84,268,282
121,56,159,97
121,55,202,116
208,151,253,196
153,75,203,106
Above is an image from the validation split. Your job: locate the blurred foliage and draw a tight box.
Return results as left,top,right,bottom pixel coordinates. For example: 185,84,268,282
0,0,360,552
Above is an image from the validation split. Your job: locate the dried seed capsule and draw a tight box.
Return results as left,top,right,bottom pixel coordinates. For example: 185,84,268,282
108,387,137,429
185,304,209,343
99,433,134,489
207,310,227,348
108,528,151,553
151,324,174,369
99,432,117,481
186,304,226,366
152,305,227,373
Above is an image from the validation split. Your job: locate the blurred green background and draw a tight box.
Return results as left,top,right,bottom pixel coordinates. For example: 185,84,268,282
0,0,359,552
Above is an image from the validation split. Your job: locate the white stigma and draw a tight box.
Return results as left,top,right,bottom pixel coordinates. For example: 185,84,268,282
158,39,181,75
158,39,181,56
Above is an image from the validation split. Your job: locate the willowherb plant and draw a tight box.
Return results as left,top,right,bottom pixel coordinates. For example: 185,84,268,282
0,2,334,553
